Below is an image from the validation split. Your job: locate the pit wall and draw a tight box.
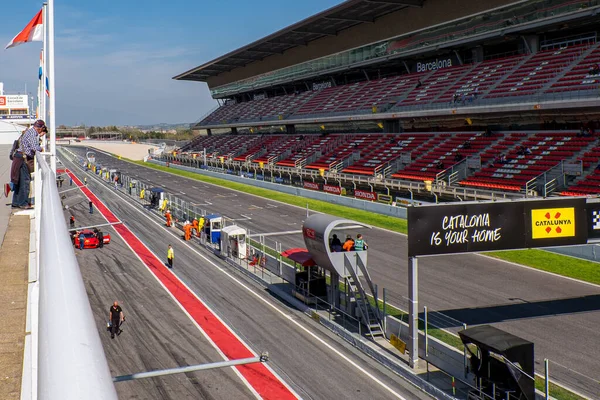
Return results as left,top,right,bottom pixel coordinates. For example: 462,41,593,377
148,159,408,219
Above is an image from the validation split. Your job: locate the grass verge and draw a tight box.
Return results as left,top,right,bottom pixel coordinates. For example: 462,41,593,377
487,249,600,285
133,160,408,232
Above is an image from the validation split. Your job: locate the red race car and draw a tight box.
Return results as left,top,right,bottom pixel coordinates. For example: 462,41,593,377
72,229,111,249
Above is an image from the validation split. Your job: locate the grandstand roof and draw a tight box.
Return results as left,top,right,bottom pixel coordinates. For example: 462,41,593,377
174,0,424,82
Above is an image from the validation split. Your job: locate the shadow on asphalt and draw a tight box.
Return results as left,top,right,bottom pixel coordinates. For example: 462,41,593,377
427,294,600,327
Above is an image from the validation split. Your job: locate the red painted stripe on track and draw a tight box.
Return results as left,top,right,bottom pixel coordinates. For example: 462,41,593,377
66,169,297,400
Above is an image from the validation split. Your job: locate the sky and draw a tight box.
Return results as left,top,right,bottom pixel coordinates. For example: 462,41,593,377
0,0,341,126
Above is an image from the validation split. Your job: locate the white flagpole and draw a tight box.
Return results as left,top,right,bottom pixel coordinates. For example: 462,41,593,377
42,3,47,123
47,0,56,171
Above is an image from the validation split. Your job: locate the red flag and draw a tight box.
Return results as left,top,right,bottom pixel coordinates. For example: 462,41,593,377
5,9,44,49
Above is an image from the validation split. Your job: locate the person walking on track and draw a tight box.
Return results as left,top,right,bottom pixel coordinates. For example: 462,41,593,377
192,218,199,237
79,231,85,250
198,216,205,238
167,244,174,268
89,200,94,214
109,301,125,339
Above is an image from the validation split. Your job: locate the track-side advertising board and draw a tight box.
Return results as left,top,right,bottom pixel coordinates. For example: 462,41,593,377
408,198,589,257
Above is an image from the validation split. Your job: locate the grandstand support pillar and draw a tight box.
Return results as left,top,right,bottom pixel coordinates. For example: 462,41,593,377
384,120,401,133
524,35,538,53
285,124,296,135
362,70,370,81
471,46,483,63
408,256,419,369
453,50,463,65
403,61,410,74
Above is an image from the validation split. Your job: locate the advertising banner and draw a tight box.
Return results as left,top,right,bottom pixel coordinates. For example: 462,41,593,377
323,184,342,195
0,95,28,109
587,201,600,241
377,194,393,204
354,189,377,201
303,181,320,190
408,198,587,257
0,115,30,120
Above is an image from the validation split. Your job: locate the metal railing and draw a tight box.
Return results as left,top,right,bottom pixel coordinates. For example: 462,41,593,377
36,155,117,400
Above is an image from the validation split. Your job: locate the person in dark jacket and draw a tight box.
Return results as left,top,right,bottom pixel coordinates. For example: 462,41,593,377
109,301,124,339
330,234,342,252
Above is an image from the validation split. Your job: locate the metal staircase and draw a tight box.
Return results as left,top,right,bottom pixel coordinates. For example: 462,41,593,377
343,254,384,338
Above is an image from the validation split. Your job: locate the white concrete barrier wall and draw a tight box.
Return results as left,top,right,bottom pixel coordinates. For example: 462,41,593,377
36,155,118,400
385,315,466,379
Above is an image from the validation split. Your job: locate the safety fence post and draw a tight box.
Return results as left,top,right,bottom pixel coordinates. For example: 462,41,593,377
544,359,549,400
277,242,282,276
463,322,468,377
382,288,387,334
424,305,428,357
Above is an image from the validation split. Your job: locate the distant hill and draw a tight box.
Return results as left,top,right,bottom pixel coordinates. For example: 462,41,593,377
130,123,191,130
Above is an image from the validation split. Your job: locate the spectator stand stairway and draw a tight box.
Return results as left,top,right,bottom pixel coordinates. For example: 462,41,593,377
434,54,526,106
340,134,430,178
390,132,501,183
305,134,377,173
232,135,284,163
546,41,600,95
201,135,262,161
459,132,595,194
276,135,341,169
561,139,600,196
486,44,590,99
393,65,475,109
251,136,307,167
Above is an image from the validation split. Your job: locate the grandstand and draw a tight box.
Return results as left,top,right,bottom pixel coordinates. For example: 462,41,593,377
174,0,600,200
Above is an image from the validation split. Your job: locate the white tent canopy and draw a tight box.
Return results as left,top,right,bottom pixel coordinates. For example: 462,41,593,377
0,121,25,145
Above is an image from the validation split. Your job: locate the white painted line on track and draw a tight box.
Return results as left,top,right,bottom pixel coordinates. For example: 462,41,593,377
73,163,409,400
250,230,302,238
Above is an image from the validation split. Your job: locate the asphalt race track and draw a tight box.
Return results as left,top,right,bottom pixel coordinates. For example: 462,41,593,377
66,146,600,394
61,155,432,399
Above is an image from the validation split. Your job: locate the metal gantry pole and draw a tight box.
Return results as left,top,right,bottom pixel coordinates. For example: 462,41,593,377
47,0,57,172
408,256,419,368
113,353,269,383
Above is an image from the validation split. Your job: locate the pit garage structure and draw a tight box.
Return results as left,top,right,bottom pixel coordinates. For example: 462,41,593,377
300,214,384,337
